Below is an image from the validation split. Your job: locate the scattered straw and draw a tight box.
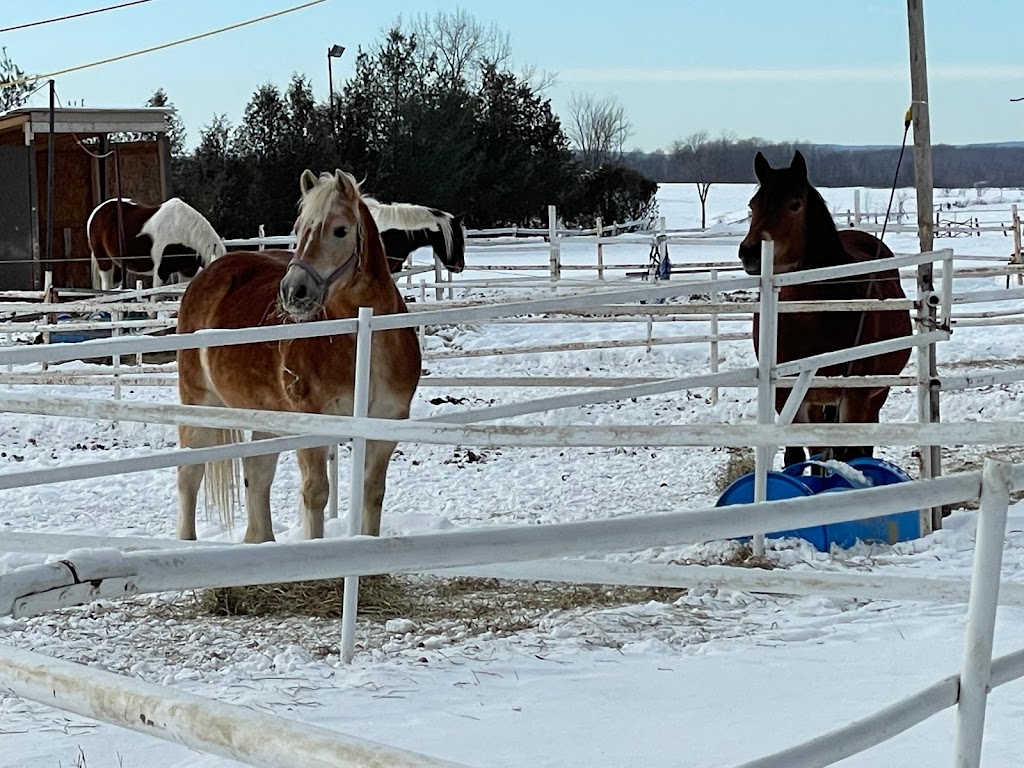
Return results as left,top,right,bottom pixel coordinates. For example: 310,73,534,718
198,575,686,635
714,447,756,494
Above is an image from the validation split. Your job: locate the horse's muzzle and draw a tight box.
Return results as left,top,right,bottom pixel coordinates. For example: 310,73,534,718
737,241,762,275
279,267,324,320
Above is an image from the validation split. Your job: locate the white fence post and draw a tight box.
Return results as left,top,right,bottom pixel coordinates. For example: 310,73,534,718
327,445,339,520
257,224,265,250
710,268,720,405
1012,204,1022,287
854,189,862,229
953,457,1012,768
112,307,122,402
41,271,53,372
753,240,778,557
595,216,605,281
135,279,145,369
433,257,443,302
548,204,560,286
340,305,373,664
658,215,668,277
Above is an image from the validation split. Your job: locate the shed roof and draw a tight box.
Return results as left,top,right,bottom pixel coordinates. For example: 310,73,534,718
0,107,172,143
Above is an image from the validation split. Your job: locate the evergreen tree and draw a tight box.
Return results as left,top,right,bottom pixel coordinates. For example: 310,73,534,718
0,48,36,114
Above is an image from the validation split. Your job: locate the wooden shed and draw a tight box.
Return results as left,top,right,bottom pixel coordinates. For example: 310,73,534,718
0,107,173,291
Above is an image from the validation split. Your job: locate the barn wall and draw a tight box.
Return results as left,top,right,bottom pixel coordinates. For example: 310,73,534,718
0,146,34,291
31,137,165,289
34,135,93,289
105,141,164,204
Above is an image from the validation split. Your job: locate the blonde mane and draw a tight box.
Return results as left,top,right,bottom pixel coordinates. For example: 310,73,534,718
363,196,454,258
298,172,362,227
141,198,226,264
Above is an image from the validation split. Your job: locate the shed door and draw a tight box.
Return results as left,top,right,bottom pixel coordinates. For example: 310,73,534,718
0,146,34,291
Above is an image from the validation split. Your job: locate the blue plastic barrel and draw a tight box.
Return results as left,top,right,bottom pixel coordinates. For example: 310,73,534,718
715,471,828,551
824,457,920,547
715,456,920,551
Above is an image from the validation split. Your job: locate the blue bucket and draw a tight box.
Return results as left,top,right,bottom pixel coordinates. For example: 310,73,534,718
715,471,828,551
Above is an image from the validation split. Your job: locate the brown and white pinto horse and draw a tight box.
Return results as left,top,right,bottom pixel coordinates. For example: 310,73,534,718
176,169,422,543
738,151,912,466
87,197,226,290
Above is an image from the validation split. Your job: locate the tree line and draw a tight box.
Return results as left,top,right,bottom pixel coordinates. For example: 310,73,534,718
167,12,657,237
623,134,1024,189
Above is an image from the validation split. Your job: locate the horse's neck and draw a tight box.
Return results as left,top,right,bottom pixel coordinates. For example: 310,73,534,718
325,269,404,318
785,228,859,300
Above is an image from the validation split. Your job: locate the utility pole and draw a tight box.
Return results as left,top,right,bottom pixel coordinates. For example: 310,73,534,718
907,0,942,532
907,0,933,253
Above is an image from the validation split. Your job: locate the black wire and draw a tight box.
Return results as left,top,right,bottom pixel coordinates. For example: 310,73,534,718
0,0,154,34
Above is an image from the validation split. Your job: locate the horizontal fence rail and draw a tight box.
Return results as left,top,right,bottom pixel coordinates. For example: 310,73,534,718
0,471,988,618
0,644,465,768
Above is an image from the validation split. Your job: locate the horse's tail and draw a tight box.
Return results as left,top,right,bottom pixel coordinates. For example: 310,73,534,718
203,429,244,530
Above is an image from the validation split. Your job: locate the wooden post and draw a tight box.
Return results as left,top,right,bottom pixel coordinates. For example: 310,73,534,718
854,189,861,229
257,224,266,251
157,133,172,200
595,216,605,281
46,81,56,286
908,0,942,531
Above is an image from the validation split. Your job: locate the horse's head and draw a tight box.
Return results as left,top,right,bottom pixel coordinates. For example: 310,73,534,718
443,213,466,273
280,168,370,320
210,239,227,261
738,150,810,275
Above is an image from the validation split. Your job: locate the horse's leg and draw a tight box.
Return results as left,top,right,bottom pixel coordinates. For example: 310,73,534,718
177,424,222,540
296,445,329,539
241,430,280,543
834,389,882,463
776,388,806,467
91,247,115,291
361,440,399,536
148,239,166,289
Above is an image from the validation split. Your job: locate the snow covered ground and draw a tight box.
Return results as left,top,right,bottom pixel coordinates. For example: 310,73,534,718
2,183,1024,767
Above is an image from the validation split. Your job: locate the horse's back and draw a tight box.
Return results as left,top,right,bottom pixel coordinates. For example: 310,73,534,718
838,230,906,300
178,250,289,333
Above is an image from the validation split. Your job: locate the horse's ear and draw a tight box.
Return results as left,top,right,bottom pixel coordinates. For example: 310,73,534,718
753,151,770,183
300,169,318,196
334,169,359,198
791,150,808,181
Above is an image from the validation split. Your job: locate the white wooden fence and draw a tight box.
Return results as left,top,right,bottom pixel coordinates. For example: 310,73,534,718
0,242,1021,767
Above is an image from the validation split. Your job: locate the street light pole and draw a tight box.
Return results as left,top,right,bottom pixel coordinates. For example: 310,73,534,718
327,44,345,115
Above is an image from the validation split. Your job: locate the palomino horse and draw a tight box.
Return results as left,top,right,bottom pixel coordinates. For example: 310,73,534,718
364,198,466,275
176,169,422,543
738,150,912,466
87,197,227,290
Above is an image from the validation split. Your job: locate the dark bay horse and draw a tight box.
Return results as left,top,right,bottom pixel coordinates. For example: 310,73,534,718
738,151,912,466
176,169,422,543
364,198,466,275
87,198,227,289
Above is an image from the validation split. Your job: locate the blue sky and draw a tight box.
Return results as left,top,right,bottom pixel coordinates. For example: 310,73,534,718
4,0,1022,151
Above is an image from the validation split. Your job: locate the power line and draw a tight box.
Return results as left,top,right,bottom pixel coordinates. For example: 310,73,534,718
0,0,155,34
0,0,327,88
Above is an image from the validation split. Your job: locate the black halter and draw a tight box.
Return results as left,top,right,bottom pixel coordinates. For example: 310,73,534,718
287,225,362,290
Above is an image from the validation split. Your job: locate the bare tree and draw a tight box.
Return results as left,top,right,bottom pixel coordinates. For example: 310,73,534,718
412,8,512,90
671,131,720,229
565,93,633,171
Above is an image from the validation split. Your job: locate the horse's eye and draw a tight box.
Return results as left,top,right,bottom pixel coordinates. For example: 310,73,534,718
333,226,348,238
789,201,802,212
